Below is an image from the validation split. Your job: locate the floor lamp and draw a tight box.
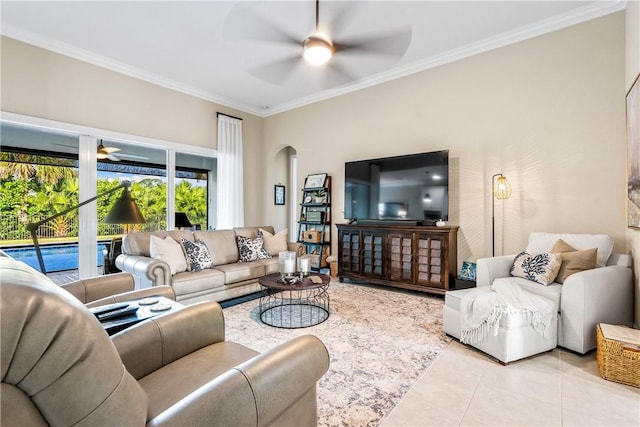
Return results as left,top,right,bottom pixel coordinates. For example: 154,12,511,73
26,180,145,274
491,173,512,256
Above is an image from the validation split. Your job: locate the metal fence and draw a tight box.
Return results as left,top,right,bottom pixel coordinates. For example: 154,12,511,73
1,215,166,241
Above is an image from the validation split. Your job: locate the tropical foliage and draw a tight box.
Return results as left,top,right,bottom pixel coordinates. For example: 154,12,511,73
0,159,208,242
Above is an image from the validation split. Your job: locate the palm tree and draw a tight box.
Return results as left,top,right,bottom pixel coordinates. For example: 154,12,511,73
0,153,76,184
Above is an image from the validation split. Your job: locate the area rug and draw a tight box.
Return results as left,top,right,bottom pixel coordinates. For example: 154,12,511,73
223,281,451,427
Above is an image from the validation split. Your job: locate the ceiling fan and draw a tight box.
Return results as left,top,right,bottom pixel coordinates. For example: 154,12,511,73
97,140,121,161
223,0,412,86
97,140,149,162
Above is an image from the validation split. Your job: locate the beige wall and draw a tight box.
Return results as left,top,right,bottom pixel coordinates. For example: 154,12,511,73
0,36,265,226
264,13,627,269
625,1,640,327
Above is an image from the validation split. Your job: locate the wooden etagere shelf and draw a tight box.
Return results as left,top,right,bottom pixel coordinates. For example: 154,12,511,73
297,174,331,271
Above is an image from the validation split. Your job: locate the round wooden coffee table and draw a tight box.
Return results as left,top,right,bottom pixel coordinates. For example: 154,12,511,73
258,273,330,328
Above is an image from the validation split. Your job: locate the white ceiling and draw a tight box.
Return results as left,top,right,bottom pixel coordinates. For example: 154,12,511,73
1,1,624,117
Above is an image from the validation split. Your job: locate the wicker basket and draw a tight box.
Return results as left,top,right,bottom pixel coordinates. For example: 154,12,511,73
308,251,329,268
596,324,640,388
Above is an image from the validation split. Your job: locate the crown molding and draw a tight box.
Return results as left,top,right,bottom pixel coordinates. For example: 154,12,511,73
2,0,625,119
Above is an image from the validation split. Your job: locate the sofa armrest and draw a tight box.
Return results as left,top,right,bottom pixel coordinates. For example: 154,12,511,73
560,265,633,353
112,301,225,379
476,255,516,287
85,286,176,308
148,335,329,427
116,254,171,286
61,272,135,303
287,242,305,257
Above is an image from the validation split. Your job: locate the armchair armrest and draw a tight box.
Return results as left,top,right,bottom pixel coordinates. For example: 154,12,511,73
476,255,516,287
85,285,176,308
560,265,633,353
148,335,330,427
112,301,225,379
116,254,172,286
61,272,135,303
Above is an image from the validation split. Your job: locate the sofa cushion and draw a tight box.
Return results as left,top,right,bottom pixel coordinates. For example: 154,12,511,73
510,251,562,285
236,235,271,262
194,229,239,265
124,230,194,257
526,232,613,268
259,228,288,256
234,226,274,238
214,261,266,284
495,276,562,309
180,238,213,272
171,268,225,297
550,239,597,284
150,235,187,275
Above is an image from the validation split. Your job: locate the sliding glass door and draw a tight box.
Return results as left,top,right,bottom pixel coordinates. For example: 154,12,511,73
0,117,217,282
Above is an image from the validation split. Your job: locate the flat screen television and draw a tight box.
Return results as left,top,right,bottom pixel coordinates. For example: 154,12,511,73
344,150,449,224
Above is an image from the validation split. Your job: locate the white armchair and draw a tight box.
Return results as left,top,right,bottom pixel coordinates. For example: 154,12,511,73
476,232,633,354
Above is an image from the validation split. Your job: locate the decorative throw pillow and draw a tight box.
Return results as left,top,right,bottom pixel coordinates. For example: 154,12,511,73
180,238,213,272
149,235,187,276
236,235,271,262
510,251,562,285
550,239,597,283
259,228,288,256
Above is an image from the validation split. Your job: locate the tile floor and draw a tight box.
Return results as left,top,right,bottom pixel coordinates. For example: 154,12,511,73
381,340,640,426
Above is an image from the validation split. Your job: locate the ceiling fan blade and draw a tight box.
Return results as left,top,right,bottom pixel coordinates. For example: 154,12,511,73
223,3,300,47
106,153,121,162
334,27,412,59
114,153,149,160
248,54,304,86
322,1,361,39
322,60,358,89
103,146,121,154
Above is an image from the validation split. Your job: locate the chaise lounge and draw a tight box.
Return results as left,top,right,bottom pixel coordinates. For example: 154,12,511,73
444,232,634,362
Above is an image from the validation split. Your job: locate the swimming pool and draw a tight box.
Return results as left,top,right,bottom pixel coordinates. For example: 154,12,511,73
3,243,107,273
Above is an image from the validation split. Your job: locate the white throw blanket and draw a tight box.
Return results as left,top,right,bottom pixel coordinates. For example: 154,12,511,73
460,279,555,344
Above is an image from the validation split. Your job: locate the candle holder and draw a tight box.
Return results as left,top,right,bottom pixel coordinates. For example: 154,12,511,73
298,255,311,278
278,251,299,284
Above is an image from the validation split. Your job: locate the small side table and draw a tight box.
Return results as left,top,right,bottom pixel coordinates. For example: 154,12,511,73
99,296,183,336
452,276,476,290
258,273,330,329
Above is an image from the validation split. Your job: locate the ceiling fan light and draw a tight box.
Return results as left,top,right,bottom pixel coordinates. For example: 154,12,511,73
303,35,333,65
97,143,109,159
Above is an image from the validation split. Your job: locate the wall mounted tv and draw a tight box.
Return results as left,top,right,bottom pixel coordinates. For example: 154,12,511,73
344,150,449,224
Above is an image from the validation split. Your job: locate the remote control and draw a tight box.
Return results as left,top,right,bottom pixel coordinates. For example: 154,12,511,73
90,301,130,317
96,305,139,321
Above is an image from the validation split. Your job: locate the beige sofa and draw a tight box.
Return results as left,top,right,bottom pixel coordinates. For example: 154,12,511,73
117,226,303,305
1,256,329,426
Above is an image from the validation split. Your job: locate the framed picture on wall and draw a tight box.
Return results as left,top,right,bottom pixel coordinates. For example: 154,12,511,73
627,73,640,228
274,185,285,205
304,173,327,189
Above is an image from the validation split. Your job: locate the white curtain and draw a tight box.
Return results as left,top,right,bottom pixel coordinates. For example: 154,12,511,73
216,114,244,229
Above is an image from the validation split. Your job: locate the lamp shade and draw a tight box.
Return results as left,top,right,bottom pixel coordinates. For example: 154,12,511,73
104,186,145,224
175,212,193,228
493,175,512,200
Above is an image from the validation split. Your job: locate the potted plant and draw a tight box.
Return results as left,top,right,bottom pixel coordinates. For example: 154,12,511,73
313,189,326,203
